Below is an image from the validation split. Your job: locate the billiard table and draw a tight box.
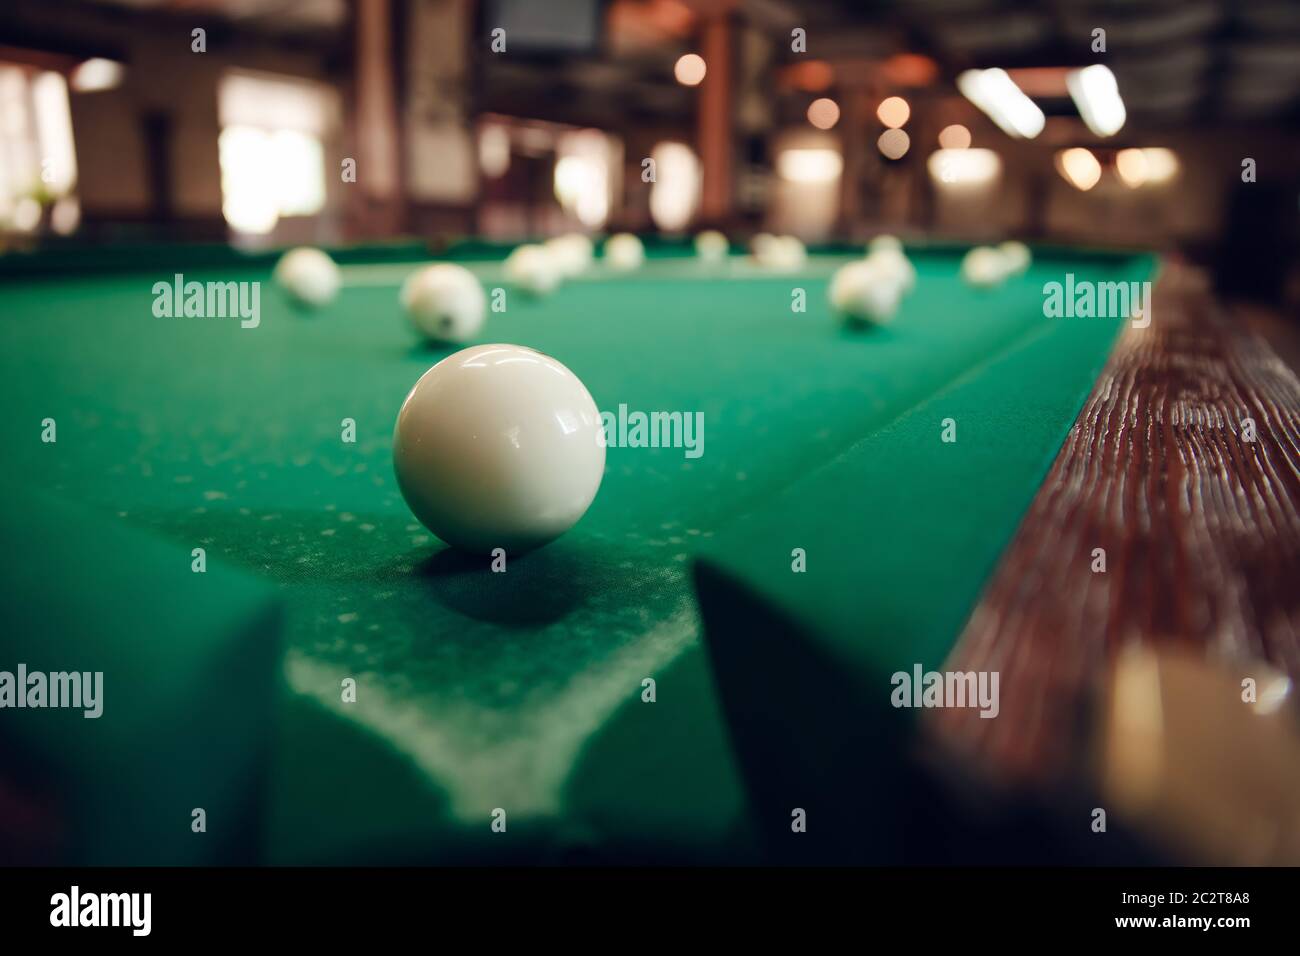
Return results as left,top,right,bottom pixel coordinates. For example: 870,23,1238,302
2,238,1296,866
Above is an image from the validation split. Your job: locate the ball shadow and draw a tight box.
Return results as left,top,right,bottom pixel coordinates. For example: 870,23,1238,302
836,319,894,341
406,341,458,362
412,543,595,629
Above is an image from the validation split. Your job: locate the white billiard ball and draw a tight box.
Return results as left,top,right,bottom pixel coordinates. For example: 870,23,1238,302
401,263,486,343
998,240,1032,276
750,232,777,261
829,260,874,315
603,233,644,271
829,259,904,326
504,244,561,297
773,235,807,270
274,247,341,308
865,247,916,294
867,234,903,255
694,230,729,265
393,343,606,554
756,234,805,271
544,234,593,278
961,246,1009,288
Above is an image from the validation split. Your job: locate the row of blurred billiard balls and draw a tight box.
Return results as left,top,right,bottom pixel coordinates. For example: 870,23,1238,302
271,234,1029,560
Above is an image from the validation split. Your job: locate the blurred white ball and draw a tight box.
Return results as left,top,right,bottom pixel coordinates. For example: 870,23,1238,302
757,234,806,271
694,230,729,265
401,263,487,343
274,247,341,308
544,234,594,278
867,234,903,255
998,240,1032,276
961,246,1009,288
865,247,916,294
603,233,645,271
830,258,905,325
504,244,562,297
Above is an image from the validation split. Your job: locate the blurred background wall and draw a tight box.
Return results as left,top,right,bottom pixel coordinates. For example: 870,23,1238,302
1,0,1298,300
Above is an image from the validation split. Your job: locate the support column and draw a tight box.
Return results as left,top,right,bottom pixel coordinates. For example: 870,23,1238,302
352,0,404,237
697,10,734,225
839,89,872,236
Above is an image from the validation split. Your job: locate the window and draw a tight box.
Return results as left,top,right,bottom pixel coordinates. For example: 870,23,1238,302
648,141,700,232
0,64,79,233
553,129,616,229
217,71,335,235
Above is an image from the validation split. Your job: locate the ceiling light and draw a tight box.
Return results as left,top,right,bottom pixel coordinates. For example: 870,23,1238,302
876,96,910,128
807,98,840,130
674,54,706,87
877,128,910,160
70,58,125,93
927,148,1000,187
938,124,971,149
957,69,1044,139
777,148,843,184
1067,65,1126,137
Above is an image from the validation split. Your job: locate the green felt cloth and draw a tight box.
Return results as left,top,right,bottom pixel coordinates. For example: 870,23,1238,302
0,246,1149,862
695,256,1149,859
0,483,281,864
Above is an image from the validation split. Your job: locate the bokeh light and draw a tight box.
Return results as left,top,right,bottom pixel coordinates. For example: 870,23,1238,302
938,124,972,149
1056,147,1102,191
806,98,840,130
1141,148,1179,184
927,148,1000,188
878,128,910,159
674,54,706,87
877,96,910,128
1115,148,1149,188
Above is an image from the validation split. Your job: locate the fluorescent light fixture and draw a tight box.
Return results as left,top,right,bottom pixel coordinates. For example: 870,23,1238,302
957,68,1044,139
1067,65,1126,137
776,148,842,184
70,58,125,93
927,148,1001,188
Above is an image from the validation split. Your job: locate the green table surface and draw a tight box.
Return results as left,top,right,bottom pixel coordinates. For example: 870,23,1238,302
0,242,1150,863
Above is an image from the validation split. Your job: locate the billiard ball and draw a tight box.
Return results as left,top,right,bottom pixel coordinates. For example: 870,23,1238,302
756,234,806,271
865,247,916,293
504,244,562,297
274,247,341,308
392,343,606,554
750,232,777,261
401,263,487,343
773,235,807,270
961,246,1008,288
998,240,1032,276
694,230,729,265
603,233,644,271
544,233,593,278
867,234,903,255
829,259,904,326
